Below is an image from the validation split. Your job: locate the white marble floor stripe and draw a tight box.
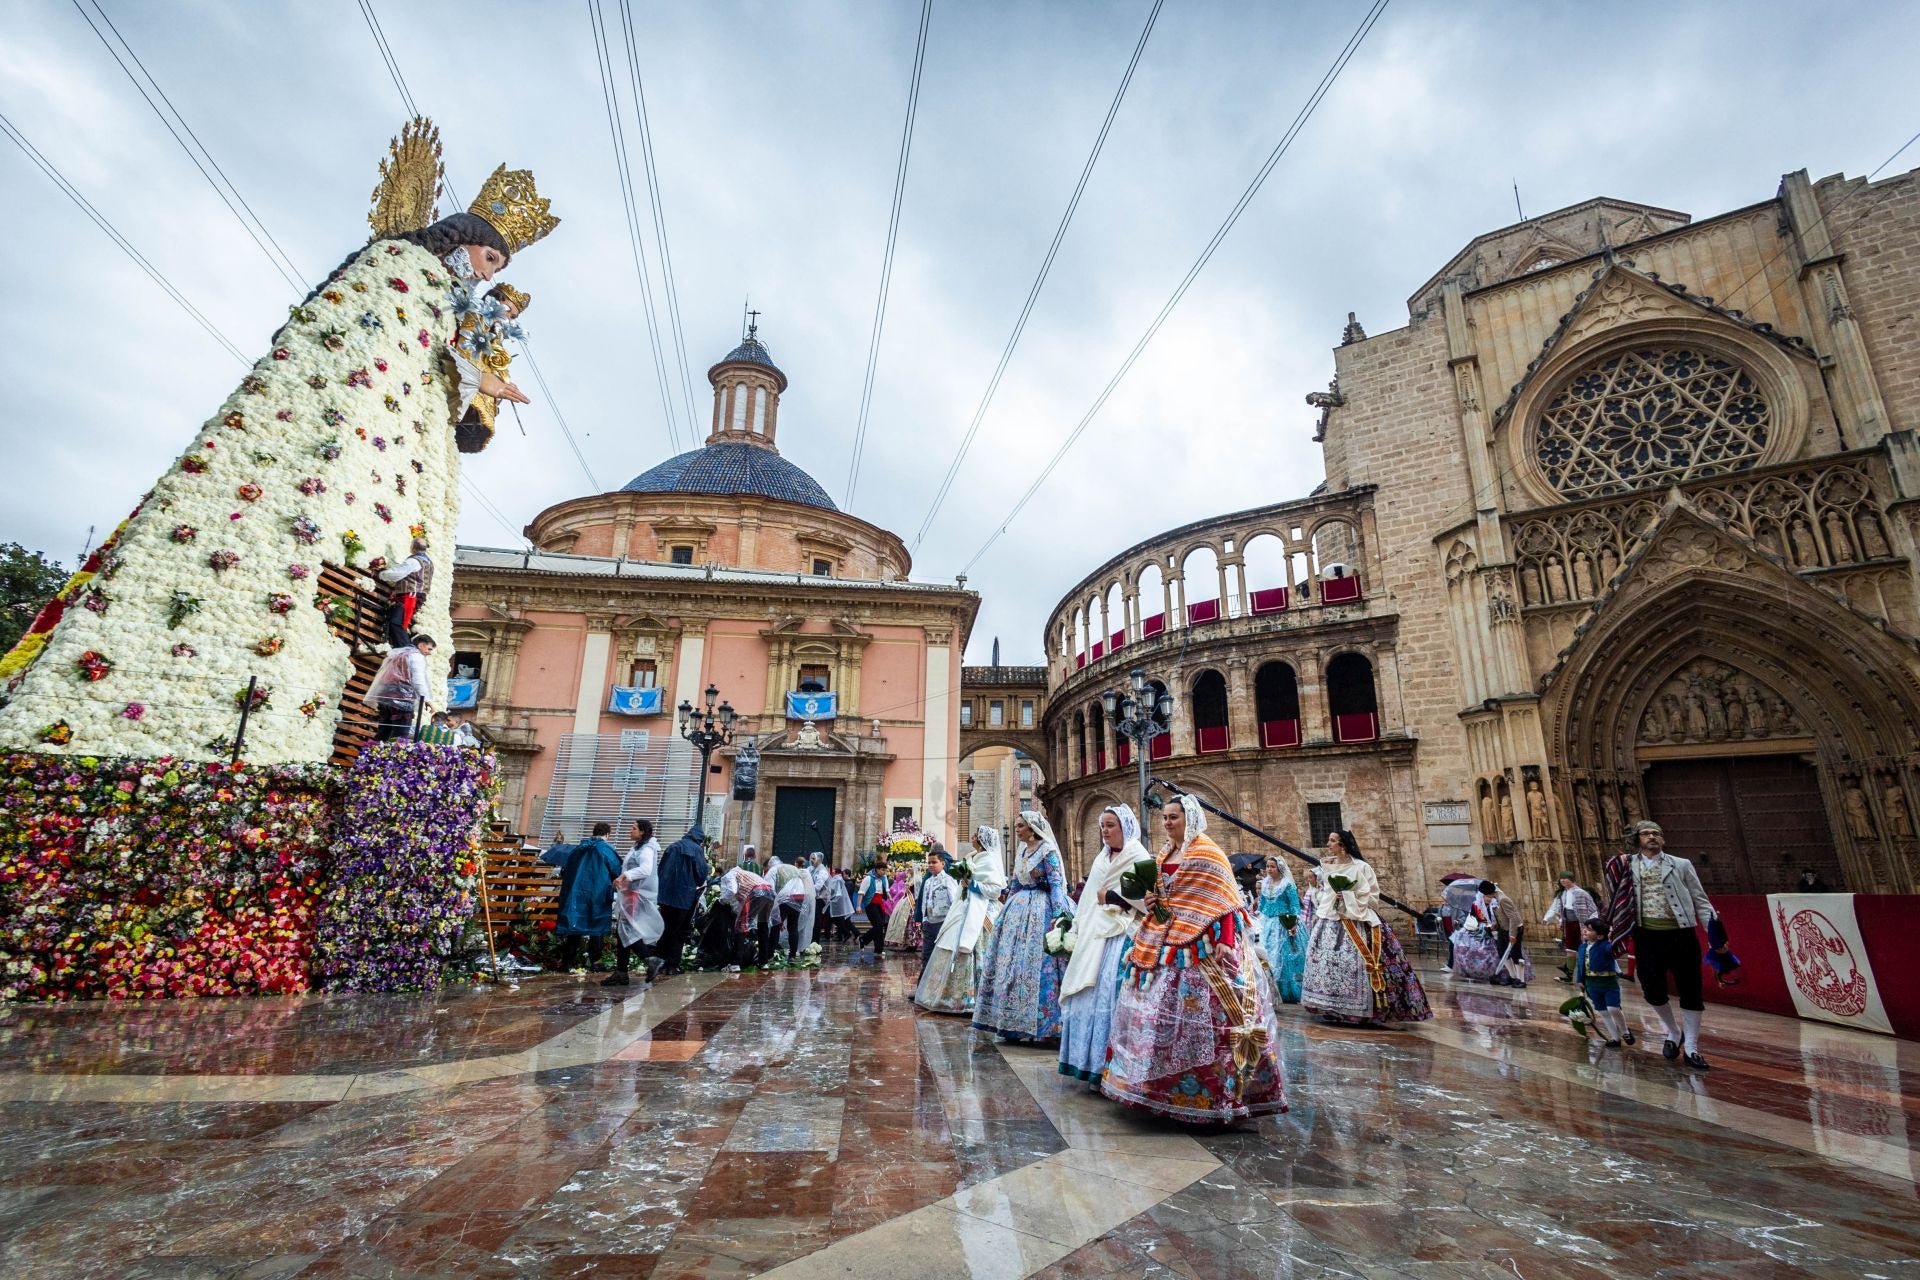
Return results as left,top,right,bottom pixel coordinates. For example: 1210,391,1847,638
0,972,727,1104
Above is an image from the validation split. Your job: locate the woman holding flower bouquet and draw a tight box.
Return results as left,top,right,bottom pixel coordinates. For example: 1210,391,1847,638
972,811,1071,1042
915,825,1008,1013
1255,857,1307,1003
1101,795,1285,1124
1300,830,1432,1025
1058,804,1148,1083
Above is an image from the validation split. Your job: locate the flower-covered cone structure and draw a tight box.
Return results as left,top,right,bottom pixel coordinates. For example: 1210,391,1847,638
0,243,463,762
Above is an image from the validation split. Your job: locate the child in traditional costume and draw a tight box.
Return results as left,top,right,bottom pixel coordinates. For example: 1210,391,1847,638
1577,919,1633,1047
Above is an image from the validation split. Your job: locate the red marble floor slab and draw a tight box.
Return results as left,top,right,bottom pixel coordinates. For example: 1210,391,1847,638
609,1039,707,1062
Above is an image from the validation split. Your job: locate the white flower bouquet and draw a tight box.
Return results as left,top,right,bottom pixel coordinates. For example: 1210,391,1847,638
1043,912,1075,957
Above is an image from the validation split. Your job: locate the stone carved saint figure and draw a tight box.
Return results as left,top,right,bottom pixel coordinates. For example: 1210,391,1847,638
1788,518,1821,568
1823,510,1856,562
1480,784,1499,841
1724,684,1747,737
1598,786,1621,840
1857,511,1891,559
1622,786,1644,827
1498,781,1517,841
1575,785,1599,840
1883,775,1913,839
1525,779,1551,838
1842,777,1877,840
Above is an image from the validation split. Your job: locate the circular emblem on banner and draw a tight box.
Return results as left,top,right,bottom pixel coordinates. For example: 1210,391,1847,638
1777,904,1869,1017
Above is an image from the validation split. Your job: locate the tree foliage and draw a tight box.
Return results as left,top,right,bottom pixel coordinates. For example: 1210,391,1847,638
0,543,68,655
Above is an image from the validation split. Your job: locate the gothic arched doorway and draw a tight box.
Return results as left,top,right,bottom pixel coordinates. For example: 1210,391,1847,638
1543,524,1920,895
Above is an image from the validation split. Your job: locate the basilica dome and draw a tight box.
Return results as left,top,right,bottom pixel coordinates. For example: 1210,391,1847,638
622,440,836,510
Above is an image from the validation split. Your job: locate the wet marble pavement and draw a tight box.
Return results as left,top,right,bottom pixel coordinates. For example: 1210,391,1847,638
1,951,1917,1279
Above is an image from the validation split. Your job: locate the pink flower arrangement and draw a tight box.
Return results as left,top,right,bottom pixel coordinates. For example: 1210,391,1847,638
121,703,145,721
207,550,240,572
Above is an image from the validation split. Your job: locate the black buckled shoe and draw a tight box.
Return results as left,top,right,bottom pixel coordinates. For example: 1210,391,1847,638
1661,1039,1681,1060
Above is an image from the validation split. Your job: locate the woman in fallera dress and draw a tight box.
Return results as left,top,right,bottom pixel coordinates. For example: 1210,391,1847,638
1100,796,1285,1124
915,825,1008,1014
971,810,1071,1043
1058,804,1146,1083
1300,830,1432,1025
1255,856,1306,1003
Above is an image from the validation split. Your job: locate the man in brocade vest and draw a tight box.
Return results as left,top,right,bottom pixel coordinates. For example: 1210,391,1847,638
377,537,435,648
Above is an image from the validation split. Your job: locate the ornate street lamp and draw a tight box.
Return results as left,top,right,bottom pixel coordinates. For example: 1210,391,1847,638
677,683,736,822
1103,667,1174,818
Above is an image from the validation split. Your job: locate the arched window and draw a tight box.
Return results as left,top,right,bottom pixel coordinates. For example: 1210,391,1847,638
1192,670,1230,754
1106,582,1126,652
1243,533,1291,614
1327,653,1378,743
1088,701,1107,772
1183,545,1221,625
1313,521,1362,602
1073,710,1088,777
1254,661,1300,748
1147,679,1173,761
1137,561,1166,638
1533,344,1772,500
1087,594,1106,661
1073,607,1087,668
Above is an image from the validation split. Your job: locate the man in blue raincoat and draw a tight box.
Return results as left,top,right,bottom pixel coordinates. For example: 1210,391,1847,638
555,821,621,972
655,824,709,976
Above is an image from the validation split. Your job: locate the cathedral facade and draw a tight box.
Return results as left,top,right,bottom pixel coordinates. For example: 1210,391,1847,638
449,332,976,863
1330,165,1920,907
1041,165,1920,910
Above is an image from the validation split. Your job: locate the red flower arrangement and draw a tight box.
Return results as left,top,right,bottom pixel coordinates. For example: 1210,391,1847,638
181,456,209,476
388,276,410,293
207,550,240,572
223,411,245,430
266,593,295,616
75,650,112,682
170,525,197,543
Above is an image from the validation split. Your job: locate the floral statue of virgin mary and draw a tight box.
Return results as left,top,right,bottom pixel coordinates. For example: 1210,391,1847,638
0,119,558,763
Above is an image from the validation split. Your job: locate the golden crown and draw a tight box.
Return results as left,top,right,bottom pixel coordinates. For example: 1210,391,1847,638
487,283,532,315
468,165,559,255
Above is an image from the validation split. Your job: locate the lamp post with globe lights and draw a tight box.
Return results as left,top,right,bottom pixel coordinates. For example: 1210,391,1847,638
1102,668,1174,819
678,684,736,823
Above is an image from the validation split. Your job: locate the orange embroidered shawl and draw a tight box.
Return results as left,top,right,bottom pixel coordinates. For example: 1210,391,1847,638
1124,832,1244,971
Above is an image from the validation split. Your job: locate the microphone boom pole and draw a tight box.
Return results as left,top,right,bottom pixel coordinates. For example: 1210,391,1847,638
1148,776,1425,922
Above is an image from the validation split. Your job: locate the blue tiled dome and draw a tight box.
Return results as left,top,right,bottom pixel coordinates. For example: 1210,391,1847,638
721,336,778,369
622,442,837,510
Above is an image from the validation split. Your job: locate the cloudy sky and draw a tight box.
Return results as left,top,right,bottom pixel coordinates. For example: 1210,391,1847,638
4,0,1916,663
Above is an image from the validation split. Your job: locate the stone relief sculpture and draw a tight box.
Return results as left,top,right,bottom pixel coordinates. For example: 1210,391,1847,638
1637,659,1806,746
1479,782,1498,842
1575,784,1599,840
1498,780,1517,841
1598,785,1621,840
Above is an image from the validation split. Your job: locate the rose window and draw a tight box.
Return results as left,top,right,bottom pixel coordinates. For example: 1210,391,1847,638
1532,345,1771,499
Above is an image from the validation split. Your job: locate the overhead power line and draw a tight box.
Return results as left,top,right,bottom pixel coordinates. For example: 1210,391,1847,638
912,0,1164,551
587,0,689,457
616,0,704,446
72,0,307,292
516,337,603,493
961,0,1392,574
1,108,247,363
843,0,934,510
358,0,419,121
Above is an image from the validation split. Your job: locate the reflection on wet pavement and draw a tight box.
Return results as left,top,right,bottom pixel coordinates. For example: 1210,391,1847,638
1,953,1916,1278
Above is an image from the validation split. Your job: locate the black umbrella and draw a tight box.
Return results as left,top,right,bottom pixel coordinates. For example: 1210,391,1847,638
1228,853,1268,875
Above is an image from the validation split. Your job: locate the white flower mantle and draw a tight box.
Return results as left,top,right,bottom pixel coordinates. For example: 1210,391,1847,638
0,242,464,762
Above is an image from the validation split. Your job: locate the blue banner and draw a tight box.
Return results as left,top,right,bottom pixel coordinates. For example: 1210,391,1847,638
446,677,480,709
785,690,838,721
608,685,664,716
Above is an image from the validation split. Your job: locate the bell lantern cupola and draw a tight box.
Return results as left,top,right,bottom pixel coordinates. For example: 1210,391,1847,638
706,316,789,450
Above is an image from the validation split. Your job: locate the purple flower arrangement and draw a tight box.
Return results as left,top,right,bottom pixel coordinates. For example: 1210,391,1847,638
313,742,496,993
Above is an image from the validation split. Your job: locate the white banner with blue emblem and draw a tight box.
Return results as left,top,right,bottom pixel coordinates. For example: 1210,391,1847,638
785,690,838,721
446,677,480,709
608,685,664,716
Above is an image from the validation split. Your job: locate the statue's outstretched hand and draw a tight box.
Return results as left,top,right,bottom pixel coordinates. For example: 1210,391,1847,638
480,371,530,404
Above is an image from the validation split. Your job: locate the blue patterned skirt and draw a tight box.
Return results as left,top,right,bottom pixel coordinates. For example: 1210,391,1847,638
1058,932,1127,1080
972,886,1064,1042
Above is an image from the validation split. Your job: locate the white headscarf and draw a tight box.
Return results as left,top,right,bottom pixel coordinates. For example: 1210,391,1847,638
1016,809,1058,874
1062,803,1147,998
939,824,1008,954
1178,794,1207,844
1258,858,1296,894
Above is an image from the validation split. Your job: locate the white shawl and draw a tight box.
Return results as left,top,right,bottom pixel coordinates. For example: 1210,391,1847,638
936,824,1008,955
1062,804,1146,998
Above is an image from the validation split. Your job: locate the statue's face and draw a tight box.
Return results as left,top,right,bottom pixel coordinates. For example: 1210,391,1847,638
463,244,506,280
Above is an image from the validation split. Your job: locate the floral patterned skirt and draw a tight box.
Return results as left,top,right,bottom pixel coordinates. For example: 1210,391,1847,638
1301,917,1432,1024
1450,927,1502,982
1259,915,1306,1003
971,888,1064,1042
915,943,978,1014
1058,932,1126,1080
1100,932,1286,1124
